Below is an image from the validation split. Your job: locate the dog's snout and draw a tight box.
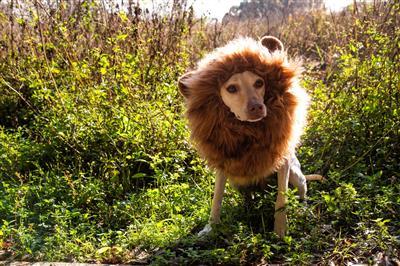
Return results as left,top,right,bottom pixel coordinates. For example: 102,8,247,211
249,103,263,112
247,101,265,114
247,99,266,121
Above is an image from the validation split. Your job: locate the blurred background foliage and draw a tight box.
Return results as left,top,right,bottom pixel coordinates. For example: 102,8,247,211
0,0,399,264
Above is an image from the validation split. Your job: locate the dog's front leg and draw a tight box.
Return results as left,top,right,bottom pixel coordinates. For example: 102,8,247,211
198,170,227,236
274,158,290,237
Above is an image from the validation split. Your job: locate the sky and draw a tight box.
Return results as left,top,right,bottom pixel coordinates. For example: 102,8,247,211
191,0,354,20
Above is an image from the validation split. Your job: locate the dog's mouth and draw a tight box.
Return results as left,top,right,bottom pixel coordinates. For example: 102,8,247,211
245,106,267,122
246,117,265,122
235,111,267,123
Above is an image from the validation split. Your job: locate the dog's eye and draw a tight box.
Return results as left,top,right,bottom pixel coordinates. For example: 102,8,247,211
226,85,238,93
254,79,264,88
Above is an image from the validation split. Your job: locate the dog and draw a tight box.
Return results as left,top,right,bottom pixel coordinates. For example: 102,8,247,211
178,36,322,237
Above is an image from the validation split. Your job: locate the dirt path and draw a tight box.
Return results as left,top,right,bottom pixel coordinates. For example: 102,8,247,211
0,263,131,266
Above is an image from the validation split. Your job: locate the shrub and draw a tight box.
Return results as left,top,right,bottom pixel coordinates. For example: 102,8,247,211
0,1,398,264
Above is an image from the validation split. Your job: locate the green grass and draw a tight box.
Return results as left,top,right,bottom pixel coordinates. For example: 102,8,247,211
3,164,398,264
0,1,399,265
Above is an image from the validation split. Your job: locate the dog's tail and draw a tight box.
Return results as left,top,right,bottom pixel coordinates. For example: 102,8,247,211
305,174,324,181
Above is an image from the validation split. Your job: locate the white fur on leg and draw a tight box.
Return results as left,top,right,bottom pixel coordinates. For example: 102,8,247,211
198,171,227,237
198,223,213,237
274,158,290,237
289,155,307,200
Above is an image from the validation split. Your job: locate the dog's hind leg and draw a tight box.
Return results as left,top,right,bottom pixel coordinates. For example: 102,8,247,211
274,158,290,237
289,155,323,200
198,170,227,236
289,155,307,200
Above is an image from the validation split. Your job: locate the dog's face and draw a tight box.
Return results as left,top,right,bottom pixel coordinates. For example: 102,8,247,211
179,36,285,123
220,71,267,122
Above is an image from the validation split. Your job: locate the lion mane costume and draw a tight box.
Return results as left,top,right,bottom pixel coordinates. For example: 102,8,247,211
179,36,309,187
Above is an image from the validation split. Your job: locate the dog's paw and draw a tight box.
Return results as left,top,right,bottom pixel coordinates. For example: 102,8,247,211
274,212,287,238
197,223,213,237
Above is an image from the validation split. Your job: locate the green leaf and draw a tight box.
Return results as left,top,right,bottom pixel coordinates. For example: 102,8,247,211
97,246,111,254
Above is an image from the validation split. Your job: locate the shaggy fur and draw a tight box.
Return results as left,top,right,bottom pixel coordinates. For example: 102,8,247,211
179,37,309,186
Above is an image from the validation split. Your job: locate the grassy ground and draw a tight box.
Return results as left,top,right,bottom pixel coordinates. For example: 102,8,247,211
0,1,399,265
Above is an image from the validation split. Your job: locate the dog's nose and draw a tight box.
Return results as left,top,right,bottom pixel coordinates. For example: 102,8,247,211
247,100,266,120
248,103,264,113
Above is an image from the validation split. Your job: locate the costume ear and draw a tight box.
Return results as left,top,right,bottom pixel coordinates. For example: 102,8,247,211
178,71,194,99
260,36,284,52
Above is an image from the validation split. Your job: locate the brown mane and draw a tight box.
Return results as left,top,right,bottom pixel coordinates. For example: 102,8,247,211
180,37,309,186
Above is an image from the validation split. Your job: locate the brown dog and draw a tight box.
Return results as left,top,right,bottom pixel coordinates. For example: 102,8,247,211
178,36,322,237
